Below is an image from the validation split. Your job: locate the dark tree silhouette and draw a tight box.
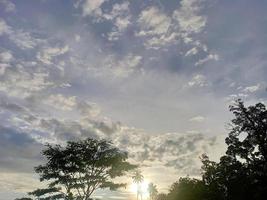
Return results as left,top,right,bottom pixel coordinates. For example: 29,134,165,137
17,138,137,200
167,177,208,200
155,100,267,200
201,99,267,200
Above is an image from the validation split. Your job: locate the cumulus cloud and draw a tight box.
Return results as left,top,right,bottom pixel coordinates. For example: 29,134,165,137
138,7,171,36
105,2,131,41
173,0,207,35
137,6,175,49
81,0,105,18
133,0,216,59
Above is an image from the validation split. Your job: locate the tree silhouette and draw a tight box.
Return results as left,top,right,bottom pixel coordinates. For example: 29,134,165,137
132,170,144,200
17,138,137,200
148,183,158,200
152,99,267,200
167,177,208,200
201,99,267,200
155,193,168,200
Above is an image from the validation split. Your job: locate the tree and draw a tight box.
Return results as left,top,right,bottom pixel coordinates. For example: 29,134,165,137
201,154,247,200
155,193,168,200
132,170,144,200
148,183,158,200
167,177,208,200
21,138,137,200
225,99,267,199
201,99,267,200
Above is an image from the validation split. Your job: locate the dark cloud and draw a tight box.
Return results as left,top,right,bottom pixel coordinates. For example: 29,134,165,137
0,126,43,173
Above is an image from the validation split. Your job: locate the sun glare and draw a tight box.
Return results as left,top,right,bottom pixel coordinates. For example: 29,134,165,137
130,179,150,199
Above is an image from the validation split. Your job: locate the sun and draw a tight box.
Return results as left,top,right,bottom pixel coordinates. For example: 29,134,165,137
130,179,150,199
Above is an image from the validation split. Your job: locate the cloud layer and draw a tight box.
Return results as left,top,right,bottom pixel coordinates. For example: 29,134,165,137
0,0,267,199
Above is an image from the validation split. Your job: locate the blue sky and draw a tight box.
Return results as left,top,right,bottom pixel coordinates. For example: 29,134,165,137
0,0,267,199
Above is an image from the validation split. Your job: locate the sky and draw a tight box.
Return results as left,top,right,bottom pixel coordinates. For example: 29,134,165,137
0,0,267,199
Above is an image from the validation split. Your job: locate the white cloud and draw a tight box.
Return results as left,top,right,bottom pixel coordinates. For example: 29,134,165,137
0,70,53,98
115,16,131,31
0,18,10,35
188,74,208,87
82,0,105,17
189,115,205,122
8,29,40,49
44,94,77,111
135,0,212,52
185,47,198,56
173,0,207,35
37,45,69,65
137,7,174,49
0,51,12,75
195,53,219,66
103,1,130,20
224,93,249,104
0,51,13,63
105,2,131,41
243,84,261,93
107,16,131,41
0,19,42,49
138,7,171,36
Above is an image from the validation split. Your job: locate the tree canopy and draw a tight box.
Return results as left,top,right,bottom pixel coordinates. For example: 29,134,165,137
153,99,267,200
19,138,137,200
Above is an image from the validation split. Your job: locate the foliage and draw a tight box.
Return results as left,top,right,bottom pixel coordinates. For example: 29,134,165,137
22,138,137,200
155,193,168,200
132,170,144,184
200,99,267,200
148,183,158,200
167,177,208,200
153,99,267,200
